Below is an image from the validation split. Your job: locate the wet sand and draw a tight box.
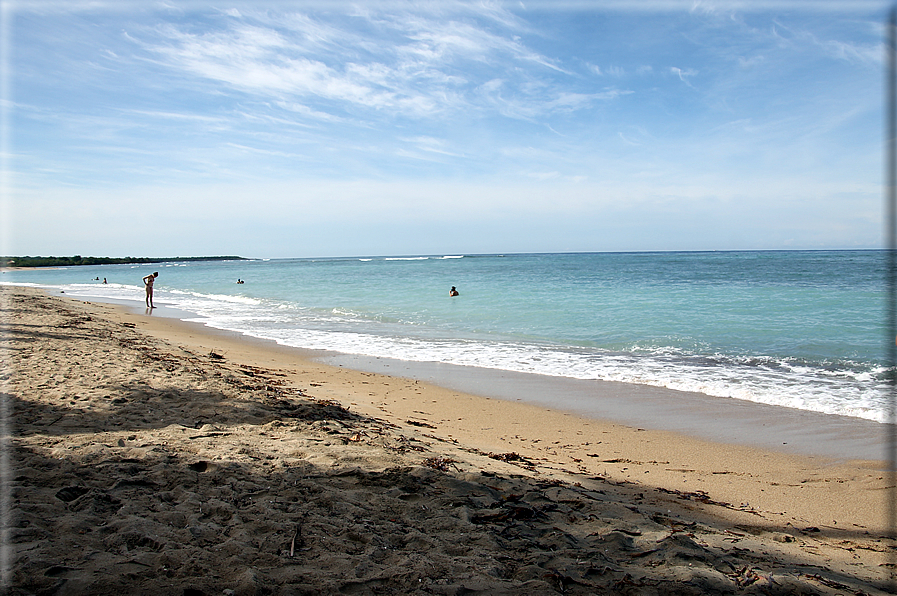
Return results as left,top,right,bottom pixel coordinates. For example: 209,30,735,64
2,285,894,594
319,354,887,462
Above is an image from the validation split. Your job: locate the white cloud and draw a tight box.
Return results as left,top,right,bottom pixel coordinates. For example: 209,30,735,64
527,171,560,180
618,132,641,146
671,66,698,84
399,136,464,157
121,6,598,126
274,100,345,122
769,17,882,65
604,65,625,77
120,109,225,124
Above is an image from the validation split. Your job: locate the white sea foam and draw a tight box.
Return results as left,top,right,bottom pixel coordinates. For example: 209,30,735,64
167,289,262,306
184,306,888,424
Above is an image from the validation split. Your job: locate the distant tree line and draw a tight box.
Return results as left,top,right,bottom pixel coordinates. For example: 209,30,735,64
0,256,246,268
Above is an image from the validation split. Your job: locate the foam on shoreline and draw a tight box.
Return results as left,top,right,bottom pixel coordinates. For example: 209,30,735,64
53,283,887,461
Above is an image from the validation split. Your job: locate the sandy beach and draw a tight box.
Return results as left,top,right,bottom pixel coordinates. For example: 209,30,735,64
2,285,894,594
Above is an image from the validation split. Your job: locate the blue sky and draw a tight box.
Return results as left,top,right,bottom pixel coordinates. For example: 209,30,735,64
1,0,889,258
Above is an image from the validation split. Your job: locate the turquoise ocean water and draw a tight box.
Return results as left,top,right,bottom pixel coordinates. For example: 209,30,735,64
3,251,888,423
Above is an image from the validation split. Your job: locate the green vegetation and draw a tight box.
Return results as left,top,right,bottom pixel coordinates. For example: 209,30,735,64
0,255,246,268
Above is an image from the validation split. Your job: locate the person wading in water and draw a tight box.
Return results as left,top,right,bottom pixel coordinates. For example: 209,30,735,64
143,272,159,308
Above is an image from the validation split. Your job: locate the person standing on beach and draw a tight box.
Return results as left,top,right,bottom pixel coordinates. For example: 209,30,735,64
143,272,158,308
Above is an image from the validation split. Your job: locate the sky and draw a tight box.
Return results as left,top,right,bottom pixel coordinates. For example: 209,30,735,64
1,0,890,258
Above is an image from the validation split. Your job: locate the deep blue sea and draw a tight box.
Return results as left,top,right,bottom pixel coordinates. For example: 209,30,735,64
3,251,888,423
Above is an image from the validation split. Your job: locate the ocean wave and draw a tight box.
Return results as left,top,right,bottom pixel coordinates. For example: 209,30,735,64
0,281,41,287
44,275,883,423
4,282,144,300
181,315,886,423
167,289,262,305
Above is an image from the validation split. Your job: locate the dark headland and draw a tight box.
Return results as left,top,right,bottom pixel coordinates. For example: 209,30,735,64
0,255,246,268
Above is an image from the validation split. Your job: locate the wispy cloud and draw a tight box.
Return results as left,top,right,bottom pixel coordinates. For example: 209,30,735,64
147,24,407,109
618,132,641,146
399,136,465,158
120,5,594,126
670,66,698,86
770,17,882,65
604,65,626,77
119,108,226,124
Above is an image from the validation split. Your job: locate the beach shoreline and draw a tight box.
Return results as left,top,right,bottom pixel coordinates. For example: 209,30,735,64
42,283,890,463
317,353,889,463
3,285,893,594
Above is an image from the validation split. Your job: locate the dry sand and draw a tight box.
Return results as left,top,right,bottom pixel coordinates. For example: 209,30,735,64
1,285,894,595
